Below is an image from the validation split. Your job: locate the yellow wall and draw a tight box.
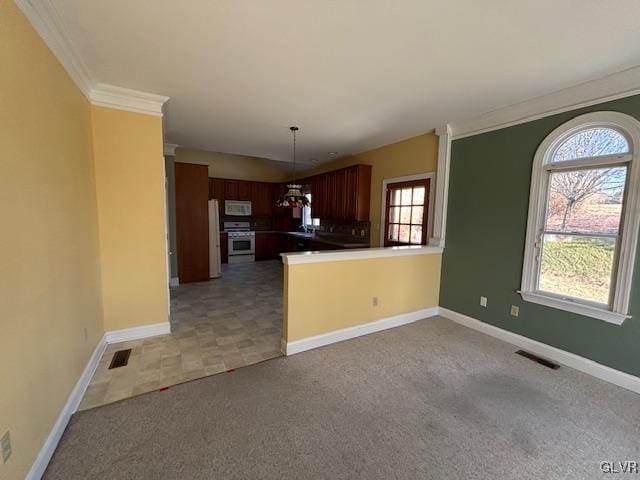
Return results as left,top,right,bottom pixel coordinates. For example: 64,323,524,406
301,133,438,246
0,2,104,478
176,147,290,182
284,254,441,342
91,106,169,331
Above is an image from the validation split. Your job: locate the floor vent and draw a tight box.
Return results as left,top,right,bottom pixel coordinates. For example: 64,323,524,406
108,349,132,369
515,350,560,370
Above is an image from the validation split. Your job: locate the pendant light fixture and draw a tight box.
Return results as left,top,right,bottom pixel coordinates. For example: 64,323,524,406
277,126,310,208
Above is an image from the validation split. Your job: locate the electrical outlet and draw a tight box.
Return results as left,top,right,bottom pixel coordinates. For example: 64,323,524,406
351,228,355,235
360,230,365,237
510,305,520,317
372,296,379,307
1,430,11,464
480,296,488,307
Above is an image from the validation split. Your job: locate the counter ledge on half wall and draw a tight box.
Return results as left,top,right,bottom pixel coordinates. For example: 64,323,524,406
280,245,443,265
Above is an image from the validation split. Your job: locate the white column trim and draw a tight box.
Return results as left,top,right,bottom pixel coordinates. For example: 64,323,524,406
164,144,179,156
429,124,452,247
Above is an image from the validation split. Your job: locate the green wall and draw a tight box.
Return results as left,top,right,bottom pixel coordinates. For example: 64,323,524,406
440,94,640,377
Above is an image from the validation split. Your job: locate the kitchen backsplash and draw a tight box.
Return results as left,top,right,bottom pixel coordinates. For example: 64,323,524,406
314,220,370,242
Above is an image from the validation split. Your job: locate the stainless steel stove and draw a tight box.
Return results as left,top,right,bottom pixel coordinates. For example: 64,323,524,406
224,221,255,263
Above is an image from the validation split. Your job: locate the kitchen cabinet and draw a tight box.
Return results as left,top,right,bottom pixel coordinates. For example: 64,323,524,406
238,180,252,200
209,178,224,201
251,182,272,217
220,232,228,264
302,164,371,222
224,180,238,200
255,232,280,260
175,162,210,283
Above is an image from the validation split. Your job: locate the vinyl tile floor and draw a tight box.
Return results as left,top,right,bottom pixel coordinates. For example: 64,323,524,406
78,260,283,411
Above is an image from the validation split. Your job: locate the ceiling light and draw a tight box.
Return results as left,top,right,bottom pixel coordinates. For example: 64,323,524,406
277,127,310,208
328,151,338,156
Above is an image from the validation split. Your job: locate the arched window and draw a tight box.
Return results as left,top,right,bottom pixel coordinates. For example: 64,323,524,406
520,112,640,324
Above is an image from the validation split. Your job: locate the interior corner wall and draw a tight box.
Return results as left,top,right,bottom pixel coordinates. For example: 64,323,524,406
0,2,104,478
299,133,438,246
91,105,169,332
440,94,640,377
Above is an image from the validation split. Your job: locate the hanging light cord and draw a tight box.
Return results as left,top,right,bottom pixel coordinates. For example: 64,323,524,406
291,126,297,183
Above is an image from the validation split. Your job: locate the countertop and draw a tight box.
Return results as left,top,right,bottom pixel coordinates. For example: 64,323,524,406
254,230,370,249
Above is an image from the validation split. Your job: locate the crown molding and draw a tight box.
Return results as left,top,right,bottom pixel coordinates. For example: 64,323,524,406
450,65,640,140
163,144,179,156
15,0,94,97
89,83,169,117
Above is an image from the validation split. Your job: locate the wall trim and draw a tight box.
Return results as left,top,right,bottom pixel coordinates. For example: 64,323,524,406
439,307,640,395
281,245,443,265
379,172,436,248
25,335,107,480
450,66,640,140
104,322,171,344
90,83,169,117
29,322,171,477
430,125,452,247
284,307,439,355
15,0,94,97
164,144,179,156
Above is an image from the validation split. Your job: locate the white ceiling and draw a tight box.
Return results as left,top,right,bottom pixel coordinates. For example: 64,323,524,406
52,0,640,164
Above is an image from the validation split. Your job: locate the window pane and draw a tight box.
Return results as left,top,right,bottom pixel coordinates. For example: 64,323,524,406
545,166,626,234
401,188,412,205
389,206,400,223
399,224,410,243
400,206,411,223
411,206,424,225
539,234,616,305
552,128,629,162
388,224,399,241
412,187,425,205
410,225,422,244
391,189,401,206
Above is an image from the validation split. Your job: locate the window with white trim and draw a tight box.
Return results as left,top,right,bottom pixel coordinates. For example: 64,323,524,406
520,112,640,325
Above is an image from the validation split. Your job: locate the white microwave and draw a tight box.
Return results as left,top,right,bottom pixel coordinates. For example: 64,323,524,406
225,200,252,216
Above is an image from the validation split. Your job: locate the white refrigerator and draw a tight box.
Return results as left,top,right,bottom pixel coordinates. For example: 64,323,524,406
208,199,222,278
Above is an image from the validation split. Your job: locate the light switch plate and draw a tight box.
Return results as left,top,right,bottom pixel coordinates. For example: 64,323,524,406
510,305,520,317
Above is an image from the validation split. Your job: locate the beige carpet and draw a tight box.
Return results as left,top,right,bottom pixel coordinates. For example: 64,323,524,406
45,316,640,479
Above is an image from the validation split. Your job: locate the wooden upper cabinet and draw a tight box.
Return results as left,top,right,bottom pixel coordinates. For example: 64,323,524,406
209,178,224,201
224,180,238,199
251,182,272,216
304,164,371,222
238,180,252,200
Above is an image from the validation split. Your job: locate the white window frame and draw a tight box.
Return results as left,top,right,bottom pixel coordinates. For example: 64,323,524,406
520,111,640,325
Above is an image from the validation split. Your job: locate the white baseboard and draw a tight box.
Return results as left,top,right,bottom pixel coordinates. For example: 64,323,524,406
284,307,439,355
169,277,179,287
28,321,172,478
26,335,107,480
439,307,640,395
104,322,171,344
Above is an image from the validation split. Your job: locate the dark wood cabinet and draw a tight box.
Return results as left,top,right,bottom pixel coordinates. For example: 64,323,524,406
175,162,210,283
220,232,228,264
209,178,224,201
224,180,238,200
238,180,252,200
302,165,371,222
255,232,280,260
251,182,272,216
